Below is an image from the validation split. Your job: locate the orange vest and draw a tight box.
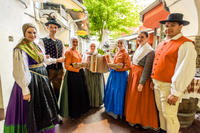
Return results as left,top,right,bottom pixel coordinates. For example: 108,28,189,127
151,36,193,83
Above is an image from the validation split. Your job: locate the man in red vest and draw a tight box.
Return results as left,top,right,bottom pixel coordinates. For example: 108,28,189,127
151,13,197,133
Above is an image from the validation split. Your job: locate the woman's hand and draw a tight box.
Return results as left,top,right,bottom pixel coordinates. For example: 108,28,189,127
72,63,80,68
116,63,123,69
80,62,88,68
108,63,116,70
23,94,31,102
138,84,143,92
110,66,116,70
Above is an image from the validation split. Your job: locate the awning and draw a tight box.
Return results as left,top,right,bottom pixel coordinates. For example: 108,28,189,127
142,3,169,29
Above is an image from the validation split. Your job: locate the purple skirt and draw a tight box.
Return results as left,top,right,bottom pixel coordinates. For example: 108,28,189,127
4,83,55,133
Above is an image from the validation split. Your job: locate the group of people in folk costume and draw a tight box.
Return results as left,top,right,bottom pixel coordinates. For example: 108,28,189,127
4,13,197,133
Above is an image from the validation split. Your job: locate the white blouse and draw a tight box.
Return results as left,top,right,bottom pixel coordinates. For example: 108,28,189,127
13,42,57,96
13,49,31,95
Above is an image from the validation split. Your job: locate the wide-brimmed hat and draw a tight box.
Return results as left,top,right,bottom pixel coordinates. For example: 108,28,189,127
45,18,61,28
160,13,190,26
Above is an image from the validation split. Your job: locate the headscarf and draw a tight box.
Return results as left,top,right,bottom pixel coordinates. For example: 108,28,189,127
117,39,128,49
70,36,79,45
22,23,37,36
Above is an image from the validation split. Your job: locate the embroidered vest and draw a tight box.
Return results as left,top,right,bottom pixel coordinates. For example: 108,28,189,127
42,37,63,70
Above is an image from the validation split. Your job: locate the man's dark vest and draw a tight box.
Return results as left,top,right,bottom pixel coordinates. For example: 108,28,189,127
42,37,63,70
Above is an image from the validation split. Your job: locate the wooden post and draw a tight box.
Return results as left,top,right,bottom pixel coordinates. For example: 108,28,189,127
152,28,157,49
159,24,165,43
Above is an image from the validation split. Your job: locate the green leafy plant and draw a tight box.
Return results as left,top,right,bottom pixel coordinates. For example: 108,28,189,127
72,8,83,12
84,0,140,41
64,44,69,47
97,48,106,55
79,35,88,39
112,47,117,53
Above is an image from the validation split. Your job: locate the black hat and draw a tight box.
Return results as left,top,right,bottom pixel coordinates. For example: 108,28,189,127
45,18,61,28
160,13,190,26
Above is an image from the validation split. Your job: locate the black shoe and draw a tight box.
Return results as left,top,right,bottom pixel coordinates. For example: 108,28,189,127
159,129,166,133
134,124,142,129
58,119,63,124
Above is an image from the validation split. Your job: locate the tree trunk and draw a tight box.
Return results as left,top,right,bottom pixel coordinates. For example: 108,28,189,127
100,28,109,48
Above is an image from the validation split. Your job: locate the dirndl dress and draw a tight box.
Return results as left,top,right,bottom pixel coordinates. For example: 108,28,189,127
124,65,158,129
4,53,59,133
103,69,128,115
85,69,105,107
59,69,90,118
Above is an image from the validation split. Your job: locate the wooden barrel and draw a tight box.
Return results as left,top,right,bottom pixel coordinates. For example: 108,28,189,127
177,98,198,128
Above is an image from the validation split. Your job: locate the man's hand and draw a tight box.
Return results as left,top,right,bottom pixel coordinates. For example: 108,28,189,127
56,57,65,63
167,94,179,105
23,94,31,102
138,84,143,92
46,55,50,59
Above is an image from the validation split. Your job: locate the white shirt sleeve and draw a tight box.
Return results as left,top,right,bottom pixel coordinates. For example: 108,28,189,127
13,49,31,95
171,42,197,97
38,39,57,65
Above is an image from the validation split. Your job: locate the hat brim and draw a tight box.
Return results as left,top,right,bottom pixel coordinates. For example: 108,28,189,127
159,20,190,26
45,22,61,28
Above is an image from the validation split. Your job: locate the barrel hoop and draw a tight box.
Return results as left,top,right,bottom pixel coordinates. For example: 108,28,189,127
177,113,195,117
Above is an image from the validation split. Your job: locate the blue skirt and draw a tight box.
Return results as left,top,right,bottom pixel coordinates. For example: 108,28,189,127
103,69,128,115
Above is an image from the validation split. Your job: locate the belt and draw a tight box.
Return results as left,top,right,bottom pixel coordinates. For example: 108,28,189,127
30,70,48,78
29,63,44,68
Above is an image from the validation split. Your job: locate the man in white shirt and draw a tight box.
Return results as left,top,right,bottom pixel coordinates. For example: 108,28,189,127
151,13,197,133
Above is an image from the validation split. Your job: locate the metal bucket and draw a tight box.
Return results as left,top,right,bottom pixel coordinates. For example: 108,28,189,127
177,98,198,128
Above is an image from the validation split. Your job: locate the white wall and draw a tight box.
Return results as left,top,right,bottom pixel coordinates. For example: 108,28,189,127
0,0,72,110
0,0,36,109
165,0,199,36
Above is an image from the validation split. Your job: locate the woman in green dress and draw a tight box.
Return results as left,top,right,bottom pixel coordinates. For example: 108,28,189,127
84,43,105,107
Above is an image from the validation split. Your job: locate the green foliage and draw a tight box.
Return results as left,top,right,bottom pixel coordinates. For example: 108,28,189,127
97,48,106,55
83,0,140,41
64,44,69,46
72,8,83,12
112,47,117,53
79,35,88,39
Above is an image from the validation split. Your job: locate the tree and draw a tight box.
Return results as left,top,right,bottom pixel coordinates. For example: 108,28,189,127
84,0,140,42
